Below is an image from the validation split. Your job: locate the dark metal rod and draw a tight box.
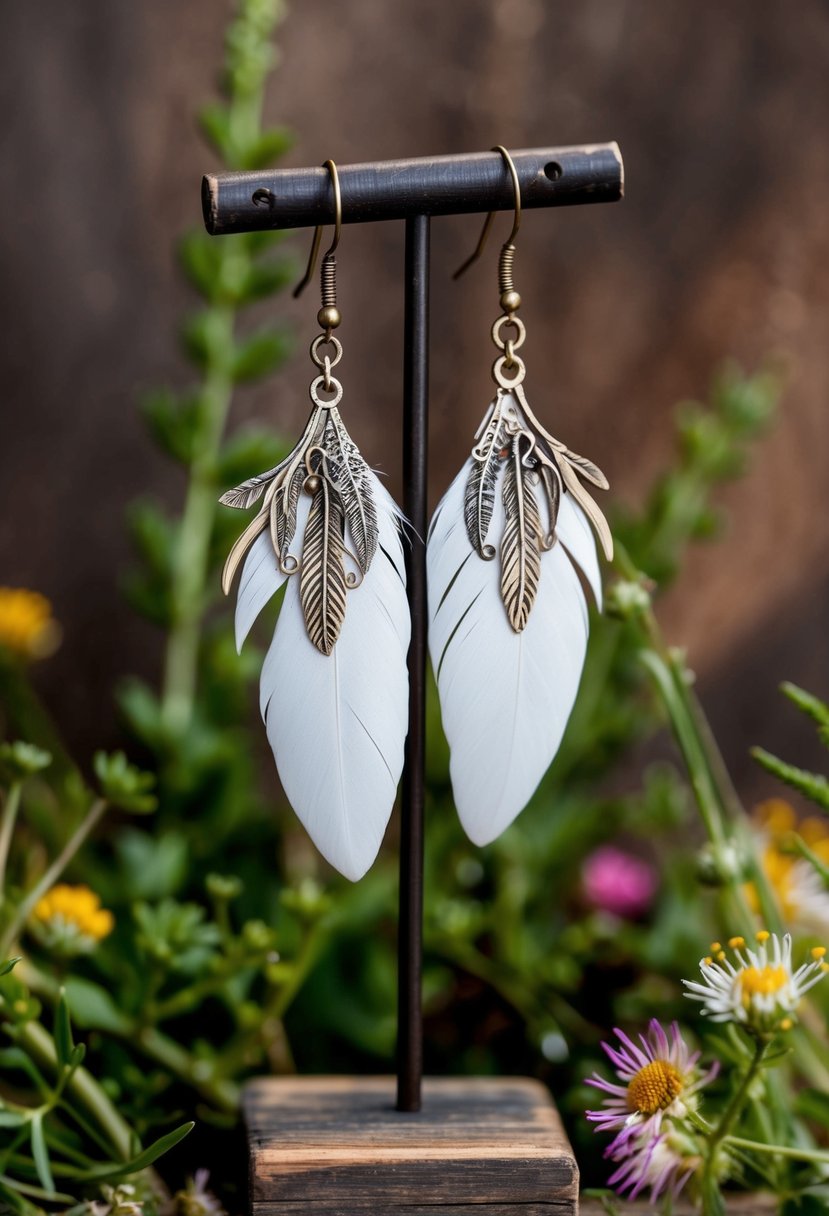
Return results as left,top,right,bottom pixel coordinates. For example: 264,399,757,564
396,213,430,1113
202,144,623,235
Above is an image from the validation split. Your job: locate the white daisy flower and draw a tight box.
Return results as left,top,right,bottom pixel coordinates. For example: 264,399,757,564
683,931,829,1033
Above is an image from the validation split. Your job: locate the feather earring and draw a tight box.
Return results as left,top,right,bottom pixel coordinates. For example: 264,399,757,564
219,161,410,881
427,146,612,847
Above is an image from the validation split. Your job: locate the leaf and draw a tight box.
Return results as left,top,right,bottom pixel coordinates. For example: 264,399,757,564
795,1088,829,1129
29,1114,54,1195
300,475,347,655
94,751,157,814
217,429,290,493
84,1121,194,1182
751,747,829,810
781,682,829,735
323,410,378,573
500,436,542,632
464,413,506,557
127,500,177,575
198,102,233,160
0,958,20,977
236,257,297,301
231,327,292,382
142,389,203,464
781,1197,829,1216
54,991,73,1069
64,977,133,1036
178,230,224,299
238,126,295,169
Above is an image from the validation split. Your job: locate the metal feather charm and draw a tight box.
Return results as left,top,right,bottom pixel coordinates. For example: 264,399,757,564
500,431,542,630
462,385,611,634
220,400,378,655
464,405,508,558
323,410,378,573
299,460,348,655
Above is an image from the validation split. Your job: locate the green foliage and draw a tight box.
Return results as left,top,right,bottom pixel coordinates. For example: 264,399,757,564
93,752,157,815
752,683,829,810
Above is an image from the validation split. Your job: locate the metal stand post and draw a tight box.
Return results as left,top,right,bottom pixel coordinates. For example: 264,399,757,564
397,214,430,1111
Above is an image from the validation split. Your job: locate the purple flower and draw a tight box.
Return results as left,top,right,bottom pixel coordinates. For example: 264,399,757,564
586,1019,717,1136
606,1122,701,1203
582,846,657,918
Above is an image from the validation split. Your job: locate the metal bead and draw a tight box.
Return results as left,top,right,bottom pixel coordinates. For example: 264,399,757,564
317,305,342,330
304,474,321,494
499,289,522,314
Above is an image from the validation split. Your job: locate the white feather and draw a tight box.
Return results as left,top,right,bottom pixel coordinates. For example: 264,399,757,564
428,460,594,846
234,496,315,652
254,476,410,881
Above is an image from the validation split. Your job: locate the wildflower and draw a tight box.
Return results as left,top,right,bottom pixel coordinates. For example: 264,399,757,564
586,1019,716,1135
31,884,114,956
0,588,60,659
683,930,829,1034
582,846,657,918
606,1120,702,1203
174,1170,226,1216
88,1183,144,1216
748,800,829,936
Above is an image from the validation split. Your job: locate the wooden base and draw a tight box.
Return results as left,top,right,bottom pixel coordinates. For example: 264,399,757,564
244,1076,578,1214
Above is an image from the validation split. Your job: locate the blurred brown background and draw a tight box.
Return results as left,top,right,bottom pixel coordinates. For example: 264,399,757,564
1,0,827,795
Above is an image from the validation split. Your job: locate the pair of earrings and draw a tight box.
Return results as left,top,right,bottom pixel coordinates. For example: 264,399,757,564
221,150,612,882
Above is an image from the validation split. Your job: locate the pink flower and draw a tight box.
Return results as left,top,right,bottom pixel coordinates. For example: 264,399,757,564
582,846,657,918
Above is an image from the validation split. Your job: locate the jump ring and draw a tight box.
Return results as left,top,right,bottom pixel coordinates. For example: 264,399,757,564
491,314,526,352
310,373,343,408
310,333,343,370
493,354,526,388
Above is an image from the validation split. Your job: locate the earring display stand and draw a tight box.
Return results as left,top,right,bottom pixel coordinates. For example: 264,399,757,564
203,146,623,1214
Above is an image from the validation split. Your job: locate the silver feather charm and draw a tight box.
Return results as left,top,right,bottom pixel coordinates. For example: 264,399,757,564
324,409,378,574
464,403,508,558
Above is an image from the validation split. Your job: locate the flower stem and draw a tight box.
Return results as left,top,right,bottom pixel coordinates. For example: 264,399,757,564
725,1135,829,1165
160,306,235,736
705,1036,763,1157
0,780,22,906
0,1002,132,1160
0,798,107,956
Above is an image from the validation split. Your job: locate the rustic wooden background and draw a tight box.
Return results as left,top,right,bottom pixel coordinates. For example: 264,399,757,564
1,0,828,793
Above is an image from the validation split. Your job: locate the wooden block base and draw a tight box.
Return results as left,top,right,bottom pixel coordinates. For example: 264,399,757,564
244,1076,578,1214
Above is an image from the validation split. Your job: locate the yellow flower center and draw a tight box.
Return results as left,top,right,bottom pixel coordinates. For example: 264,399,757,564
739,964,788,1005
33,884,114,942
626,1060,683,1115
0,588,59,659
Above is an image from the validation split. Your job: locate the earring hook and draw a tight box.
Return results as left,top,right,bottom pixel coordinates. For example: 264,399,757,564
453,145,522,280
293,159,343,298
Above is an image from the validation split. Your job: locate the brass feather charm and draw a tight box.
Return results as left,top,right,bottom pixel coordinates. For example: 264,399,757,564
299,468,348,655
500,433,542,632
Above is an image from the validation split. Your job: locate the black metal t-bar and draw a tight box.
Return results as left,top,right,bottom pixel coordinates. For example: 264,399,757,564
203,144,622,234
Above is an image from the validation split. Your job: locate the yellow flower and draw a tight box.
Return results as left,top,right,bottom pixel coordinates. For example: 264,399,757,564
0,588,60,659
31,884,114,955
747,800,829,935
